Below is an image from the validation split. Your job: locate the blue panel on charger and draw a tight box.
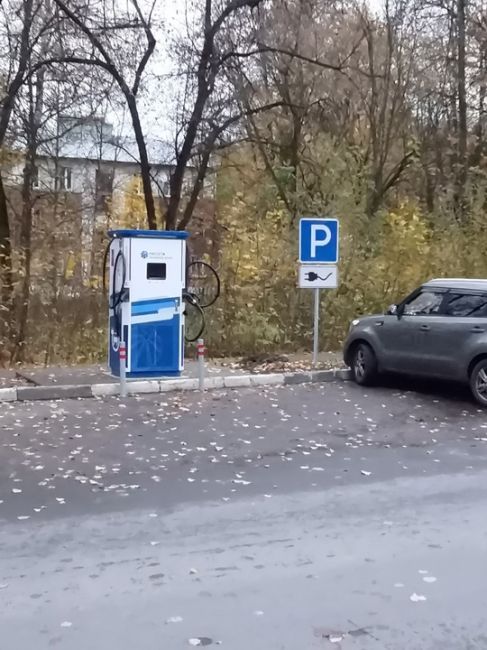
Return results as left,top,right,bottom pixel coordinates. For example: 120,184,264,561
131,315,180,373
131,297,178,316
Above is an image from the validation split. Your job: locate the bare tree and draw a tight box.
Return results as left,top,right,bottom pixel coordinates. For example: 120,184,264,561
51,0,158,229
454,0,468,219
0,0,36,339
165,0,264,230
359,1,419,216
223,0,366,219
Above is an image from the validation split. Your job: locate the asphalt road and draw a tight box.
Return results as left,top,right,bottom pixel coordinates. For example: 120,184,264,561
2,379,487,649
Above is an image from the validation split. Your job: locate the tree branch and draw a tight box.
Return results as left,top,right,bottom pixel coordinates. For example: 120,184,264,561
25,56,112,81
130,0,156,96
52,0,120,77
247,41,381,79
211,0,262,39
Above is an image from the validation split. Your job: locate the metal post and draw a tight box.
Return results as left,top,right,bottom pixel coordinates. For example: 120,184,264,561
119,340,127,398
312,288,320,368
197,338,205,390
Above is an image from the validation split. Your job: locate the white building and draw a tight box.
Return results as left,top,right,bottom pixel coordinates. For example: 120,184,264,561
5,116,212,282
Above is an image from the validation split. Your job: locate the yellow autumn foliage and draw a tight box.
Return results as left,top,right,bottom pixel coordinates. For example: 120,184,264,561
14,149,487,364
109,175,163,229
204,186,487,357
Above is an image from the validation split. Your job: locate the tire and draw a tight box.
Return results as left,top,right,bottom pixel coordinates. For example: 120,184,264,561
351,342,378,386
469,359,487,406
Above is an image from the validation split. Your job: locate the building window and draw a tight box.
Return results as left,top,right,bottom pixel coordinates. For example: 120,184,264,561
133,175,143,195
58,166,72,191
32,166,39,189
182,173,194,194
95,168,114,212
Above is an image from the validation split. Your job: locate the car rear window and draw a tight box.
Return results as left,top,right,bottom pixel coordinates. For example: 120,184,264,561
443,293,487,317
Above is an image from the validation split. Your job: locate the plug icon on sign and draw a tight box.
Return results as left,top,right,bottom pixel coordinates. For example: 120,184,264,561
305,271,332,282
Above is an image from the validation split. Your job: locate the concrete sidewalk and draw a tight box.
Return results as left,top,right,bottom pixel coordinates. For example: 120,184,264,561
0,352,349,402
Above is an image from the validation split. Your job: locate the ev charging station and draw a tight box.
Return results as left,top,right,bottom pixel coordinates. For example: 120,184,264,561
107,229,189,378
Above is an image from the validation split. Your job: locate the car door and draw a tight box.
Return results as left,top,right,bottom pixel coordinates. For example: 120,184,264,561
426,291,487,379
379,288,447,375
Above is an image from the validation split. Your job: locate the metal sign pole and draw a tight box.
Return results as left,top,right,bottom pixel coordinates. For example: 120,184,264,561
313,288,320,368
298,218,339,370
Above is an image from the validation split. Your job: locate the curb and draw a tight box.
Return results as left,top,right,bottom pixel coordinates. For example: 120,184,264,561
0,368,352,403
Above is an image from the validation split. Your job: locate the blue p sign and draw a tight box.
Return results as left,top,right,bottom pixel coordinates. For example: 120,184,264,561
299,218,339,263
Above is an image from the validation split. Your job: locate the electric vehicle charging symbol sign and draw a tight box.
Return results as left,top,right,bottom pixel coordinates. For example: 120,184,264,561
299,218,339,263
298,264,338,288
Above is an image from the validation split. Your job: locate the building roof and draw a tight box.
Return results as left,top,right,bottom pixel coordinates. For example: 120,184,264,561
425,278,487,291
39,134,176,167
15,116,177,167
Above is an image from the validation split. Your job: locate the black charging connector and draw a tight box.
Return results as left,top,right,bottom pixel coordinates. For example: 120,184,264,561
304,271,332,282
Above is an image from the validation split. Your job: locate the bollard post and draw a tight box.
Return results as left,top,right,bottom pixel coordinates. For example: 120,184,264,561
119,340,127,398
196,338,205,390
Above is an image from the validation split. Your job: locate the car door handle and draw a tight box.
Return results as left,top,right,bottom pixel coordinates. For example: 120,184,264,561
470,326,485,333
419,324,430,331
375,321,384,326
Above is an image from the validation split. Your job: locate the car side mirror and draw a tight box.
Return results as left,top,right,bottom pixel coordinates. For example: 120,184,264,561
387,304,398,316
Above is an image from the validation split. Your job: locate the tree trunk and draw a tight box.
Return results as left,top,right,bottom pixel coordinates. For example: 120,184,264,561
364,18,382,217
165,91,210,230
13,65,45,362
178,146,215,231
12,50,50,363
454,0,468,221
0,0,34,341
14,154,35,362
126,95,157,230
165,0,216,231
0,173,13,343
288,108,301,224
473,49,486,168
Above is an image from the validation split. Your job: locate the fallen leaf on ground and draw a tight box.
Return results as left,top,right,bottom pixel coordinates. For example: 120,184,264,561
410,593,427,602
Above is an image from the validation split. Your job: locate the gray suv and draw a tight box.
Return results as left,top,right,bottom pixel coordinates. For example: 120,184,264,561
343,278,487,406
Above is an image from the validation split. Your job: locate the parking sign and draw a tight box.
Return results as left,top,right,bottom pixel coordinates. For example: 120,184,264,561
299,218,339,263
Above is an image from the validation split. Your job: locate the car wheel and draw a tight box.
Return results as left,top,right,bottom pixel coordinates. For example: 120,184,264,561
351,343,378,386
469,359,487,406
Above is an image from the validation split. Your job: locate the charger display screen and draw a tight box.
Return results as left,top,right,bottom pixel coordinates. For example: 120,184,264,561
146,263,166,279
